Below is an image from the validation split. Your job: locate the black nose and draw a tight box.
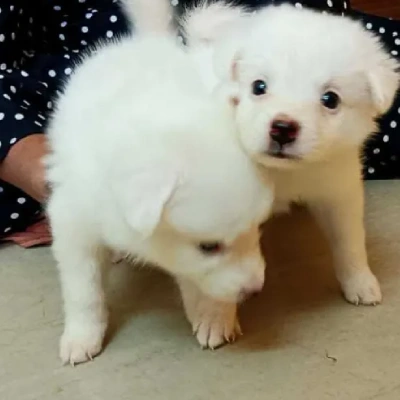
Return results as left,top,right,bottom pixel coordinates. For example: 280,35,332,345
269,118,300,146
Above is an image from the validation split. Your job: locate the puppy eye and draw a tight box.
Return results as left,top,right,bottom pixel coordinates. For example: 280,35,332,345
252,79,268,96
321,91,340,110
198,242,224,255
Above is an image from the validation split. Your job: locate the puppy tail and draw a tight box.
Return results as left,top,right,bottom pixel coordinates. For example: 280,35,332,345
180,1,249,44
120,0,174,35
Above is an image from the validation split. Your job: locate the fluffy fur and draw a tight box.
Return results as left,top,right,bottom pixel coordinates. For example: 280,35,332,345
120,0,175,34
180,2,399,304
179,1,250,43
46,11,274,364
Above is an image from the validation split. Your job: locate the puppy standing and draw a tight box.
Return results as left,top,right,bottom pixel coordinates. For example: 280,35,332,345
181,3,399,305
46,1,274,365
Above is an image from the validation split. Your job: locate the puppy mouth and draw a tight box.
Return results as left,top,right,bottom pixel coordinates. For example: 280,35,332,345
265,142,301,161
265,147,301,160
266,150,299,160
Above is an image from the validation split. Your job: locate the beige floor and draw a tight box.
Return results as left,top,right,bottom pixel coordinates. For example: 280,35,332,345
1,180,399,400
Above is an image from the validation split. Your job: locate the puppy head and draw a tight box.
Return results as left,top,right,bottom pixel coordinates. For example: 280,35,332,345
151,222,266,303
115,105,273,303
214,5,399,168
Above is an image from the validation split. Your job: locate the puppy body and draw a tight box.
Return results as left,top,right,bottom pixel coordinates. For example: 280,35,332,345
181,3,399,304
46,32,273,364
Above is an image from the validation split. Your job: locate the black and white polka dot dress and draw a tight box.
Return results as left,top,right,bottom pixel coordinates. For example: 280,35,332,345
0,0,129,235
0,0,399,236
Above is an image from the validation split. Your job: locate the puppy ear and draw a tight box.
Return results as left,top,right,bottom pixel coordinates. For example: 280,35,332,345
213,32,243,82
213,36,244,107
367,56,400,114
214,78,241,108
112,163,180,238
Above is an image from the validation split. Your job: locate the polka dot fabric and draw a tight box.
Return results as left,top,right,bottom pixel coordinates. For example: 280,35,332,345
0,0,129,236
0,0,398,237
350,10,400,179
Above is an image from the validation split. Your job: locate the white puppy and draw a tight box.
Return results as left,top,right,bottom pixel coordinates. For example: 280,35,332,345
46,13,274,364
181,2,399,305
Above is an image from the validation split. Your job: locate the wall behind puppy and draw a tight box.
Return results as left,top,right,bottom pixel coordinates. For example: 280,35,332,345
353,0,400,19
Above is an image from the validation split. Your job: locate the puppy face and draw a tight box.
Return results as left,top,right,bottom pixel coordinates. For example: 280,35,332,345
150,222,265,303
215,6,399,168
125,160,271,303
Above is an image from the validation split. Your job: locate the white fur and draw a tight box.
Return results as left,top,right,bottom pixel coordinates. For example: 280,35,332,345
182,3,400,304
180,1,250,44
121,0,174,34
46,33,274,364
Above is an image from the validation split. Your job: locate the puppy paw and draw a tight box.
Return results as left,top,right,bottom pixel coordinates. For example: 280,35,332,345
60,325,105,366
191,303,241,350
341,271,382,306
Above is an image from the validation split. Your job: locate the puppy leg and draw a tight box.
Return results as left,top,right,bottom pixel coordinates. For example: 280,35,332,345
309,184,381,306
50,201,108,365
178,278,241,349
56,239,109,365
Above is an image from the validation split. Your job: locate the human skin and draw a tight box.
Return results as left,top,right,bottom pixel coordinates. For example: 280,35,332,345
0,134,48,203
